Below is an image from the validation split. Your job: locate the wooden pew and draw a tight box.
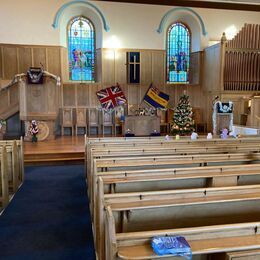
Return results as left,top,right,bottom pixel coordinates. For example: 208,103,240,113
0,146,9,208
0,139,23,193
0,137,24,184
226,249,260,259
86,136,260,182
94,153,260,171
85,136,260,172
106,218,260,260
89,151,260,215
86,137,260,160
95,163,260,242
90,152,260,207
95,163,260,226
86,137,260,167
86,136,260,145
95,185,260,260
105,207,260,260
88,144,260,187
86,136,258,258
98,163,260,192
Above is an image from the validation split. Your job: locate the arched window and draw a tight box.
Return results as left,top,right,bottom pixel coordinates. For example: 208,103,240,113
167,22,190,84
68,16,95,81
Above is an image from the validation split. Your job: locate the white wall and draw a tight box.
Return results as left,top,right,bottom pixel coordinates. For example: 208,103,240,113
0,0,259,50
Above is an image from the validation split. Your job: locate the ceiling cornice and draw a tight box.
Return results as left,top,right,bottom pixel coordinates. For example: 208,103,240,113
95,0,260,12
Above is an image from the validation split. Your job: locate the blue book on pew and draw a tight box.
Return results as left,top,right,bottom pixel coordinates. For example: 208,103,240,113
152,236,192,259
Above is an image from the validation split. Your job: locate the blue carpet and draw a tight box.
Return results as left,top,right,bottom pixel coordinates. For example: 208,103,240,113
0,165,96,260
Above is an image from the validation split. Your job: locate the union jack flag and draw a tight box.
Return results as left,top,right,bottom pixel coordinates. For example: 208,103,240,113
96,84,127,110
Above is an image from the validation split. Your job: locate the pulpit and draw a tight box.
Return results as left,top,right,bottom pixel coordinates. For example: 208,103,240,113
213,101,233,135
19,71,60,141
124,116,160,136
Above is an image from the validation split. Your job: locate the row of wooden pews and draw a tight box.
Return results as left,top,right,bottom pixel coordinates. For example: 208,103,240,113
0,137,24,210
85,135,260,260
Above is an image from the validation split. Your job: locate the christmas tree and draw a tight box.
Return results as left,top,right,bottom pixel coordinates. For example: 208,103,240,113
171,93,195,135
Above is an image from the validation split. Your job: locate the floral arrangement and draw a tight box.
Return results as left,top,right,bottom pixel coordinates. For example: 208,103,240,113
29,120,39,142
0,119,6,131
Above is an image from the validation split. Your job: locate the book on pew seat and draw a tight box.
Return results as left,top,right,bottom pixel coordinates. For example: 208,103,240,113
152,236,191,259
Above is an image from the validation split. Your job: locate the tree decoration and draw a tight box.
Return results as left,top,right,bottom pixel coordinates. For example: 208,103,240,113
171,93,195,136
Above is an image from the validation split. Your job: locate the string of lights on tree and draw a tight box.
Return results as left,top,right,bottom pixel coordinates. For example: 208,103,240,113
171,93,195,135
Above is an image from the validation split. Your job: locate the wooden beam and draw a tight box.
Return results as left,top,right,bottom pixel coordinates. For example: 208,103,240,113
96,0,260,12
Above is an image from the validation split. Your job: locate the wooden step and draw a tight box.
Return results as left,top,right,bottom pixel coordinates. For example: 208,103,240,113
24,151,84,165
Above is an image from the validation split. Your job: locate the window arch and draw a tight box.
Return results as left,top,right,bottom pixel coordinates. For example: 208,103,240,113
166,22,190,84
68,16,95,81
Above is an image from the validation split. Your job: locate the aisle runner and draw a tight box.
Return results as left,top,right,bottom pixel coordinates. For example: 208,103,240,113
0,165,95,260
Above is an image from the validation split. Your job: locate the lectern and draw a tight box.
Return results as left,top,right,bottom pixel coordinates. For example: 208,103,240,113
19,70,60,141
213,101,233,135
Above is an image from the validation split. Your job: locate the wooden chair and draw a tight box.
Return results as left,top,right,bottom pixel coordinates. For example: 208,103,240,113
61,108,74,136
75,108,87,136
101,110,114,137
88,108,100,136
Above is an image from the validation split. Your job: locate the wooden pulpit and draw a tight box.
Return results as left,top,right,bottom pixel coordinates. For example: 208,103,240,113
19,71,60,141
213,101,234,135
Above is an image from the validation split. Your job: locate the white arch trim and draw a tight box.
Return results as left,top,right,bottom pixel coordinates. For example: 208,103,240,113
52,0,110,32
157,7,207,36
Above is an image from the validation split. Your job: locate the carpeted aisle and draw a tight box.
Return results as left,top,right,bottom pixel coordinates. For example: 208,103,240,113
0,165,96,260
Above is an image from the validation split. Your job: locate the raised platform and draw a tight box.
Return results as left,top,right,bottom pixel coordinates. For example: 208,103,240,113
232,125,260,135
24,136,85,165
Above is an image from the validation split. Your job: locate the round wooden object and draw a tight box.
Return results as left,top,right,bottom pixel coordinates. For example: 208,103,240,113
37,121,50,141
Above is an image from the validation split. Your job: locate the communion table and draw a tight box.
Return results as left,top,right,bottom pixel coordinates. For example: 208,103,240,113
124,116,160,136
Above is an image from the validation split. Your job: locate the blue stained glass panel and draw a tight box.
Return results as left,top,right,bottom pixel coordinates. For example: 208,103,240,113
167,22,190,84
68,17,95,81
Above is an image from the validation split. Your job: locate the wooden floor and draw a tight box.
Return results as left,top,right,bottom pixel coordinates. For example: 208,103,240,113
24,136,86,165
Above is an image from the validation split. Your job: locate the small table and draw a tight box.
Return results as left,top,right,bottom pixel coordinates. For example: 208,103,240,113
124,116,160,136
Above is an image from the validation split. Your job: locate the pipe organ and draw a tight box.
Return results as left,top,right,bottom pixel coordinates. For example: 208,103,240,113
224,24,260,92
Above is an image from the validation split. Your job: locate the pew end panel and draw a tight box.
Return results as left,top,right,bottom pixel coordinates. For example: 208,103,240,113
0,146,9,208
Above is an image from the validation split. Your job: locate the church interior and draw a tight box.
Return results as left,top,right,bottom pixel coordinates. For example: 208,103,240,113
0,0,260,259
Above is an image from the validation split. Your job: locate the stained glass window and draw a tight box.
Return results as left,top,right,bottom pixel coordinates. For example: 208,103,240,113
167,22,190,84
68,16,95,81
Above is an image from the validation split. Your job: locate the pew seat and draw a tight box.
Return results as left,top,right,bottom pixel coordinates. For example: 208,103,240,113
104,216,260,260
117,235,260,259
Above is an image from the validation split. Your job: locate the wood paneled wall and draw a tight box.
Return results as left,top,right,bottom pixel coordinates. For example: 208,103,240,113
0,83,19,120
61,48,204,122
61,83,203,112
53,48,205,136
0,44,62,80
0,43,206,130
